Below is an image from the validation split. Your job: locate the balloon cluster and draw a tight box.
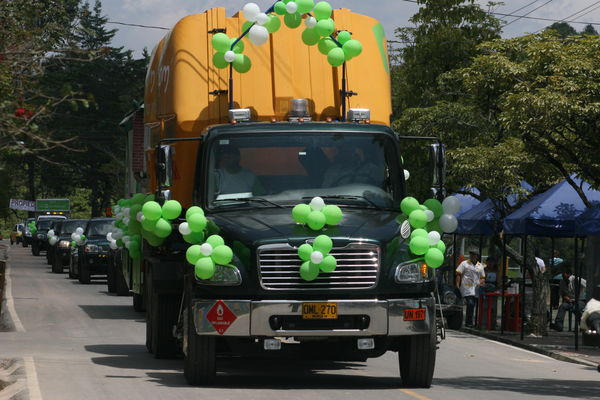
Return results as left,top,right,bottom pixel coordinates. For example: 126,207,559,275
178,206,209,245
186,235,234,280
297,235,337,281
212,1,363,71
399,196,460,269
291,196,343,231
28,221,37,235
47,229,58,246
69,227,86,247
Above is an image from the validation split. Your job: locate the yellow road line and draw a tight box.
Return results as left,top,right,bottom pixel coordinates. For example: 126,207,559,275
400,389,432,400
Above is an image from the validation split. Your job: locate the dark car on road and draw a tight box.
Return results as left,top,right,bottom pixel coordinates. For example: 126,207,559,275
69,218,114,284
47,219,88,274
31,217,65,256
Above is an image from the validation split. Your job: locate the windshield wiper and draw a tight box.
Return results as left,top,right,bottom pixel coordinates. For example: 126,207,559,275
303,195,385,210
214,197,285,209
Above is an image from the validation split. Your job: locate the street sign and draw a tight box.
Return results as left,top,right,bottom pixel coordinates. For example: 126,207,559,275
205,300,237,335
35,199,70,212
9,199,35,211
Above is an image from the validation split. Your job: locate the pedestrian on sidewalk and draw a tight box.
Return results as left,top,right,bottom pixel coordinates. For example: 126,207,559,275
581,285,600,333
550,268,587,332
456,247,485,328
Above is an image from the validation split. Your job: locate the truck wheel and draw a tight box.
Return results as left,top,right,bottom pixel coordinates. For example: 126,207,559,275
32,243,40,256
184,305,216,385
446,311,463,330
51,254,63,273
79,263,91,284
68,258,76,279
46,251,52,265
23,240,28,248
115,267,130,296
150,292,180,359
398,330,436,388
107,260,116,293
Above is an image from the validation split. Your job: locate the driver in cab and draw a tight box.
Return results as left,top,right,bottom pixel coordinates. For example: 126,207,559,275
321,144,383,188
215,145,259,195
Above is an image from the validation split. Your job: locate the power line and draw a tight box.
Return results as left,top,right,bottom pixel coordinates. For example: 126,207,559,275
107,21,169,30
534,0,600,33
506,0,541,16
503,0,555,27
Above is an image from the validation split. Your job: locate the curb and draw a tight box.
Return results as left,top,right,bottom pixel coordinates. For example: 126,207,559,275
460,327,599,368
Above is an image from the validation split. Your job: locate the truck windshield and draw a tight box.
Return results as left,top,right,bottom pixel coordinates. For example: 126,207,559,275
62,221,86,235
86,221,113,237
37,220,54,230
204,132,403,210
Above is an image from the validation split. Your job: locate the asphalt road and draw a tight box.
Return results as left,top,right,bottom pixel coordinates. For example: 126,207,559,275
1,243,600,400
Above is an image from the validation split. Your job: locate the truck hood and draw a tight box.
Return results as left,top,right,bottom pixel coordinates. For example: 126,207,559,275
210,207,402,247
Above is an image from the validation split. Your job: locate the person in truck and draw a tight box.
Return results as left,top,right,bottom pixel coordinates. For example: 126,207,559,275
214,144,260,196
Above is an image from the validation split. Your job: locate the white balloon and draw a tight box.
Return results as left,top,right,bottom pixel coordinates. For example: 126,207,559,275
136,211,144,222
242,2,260,22
109,240,118,250
106,232,113,241
404,169,410,181
178,222,192,235
114,206,121,213
49,237,58,245
439,214,458,233
71,232,77,241
256,12,269,26
286,1,298,14
48,230,55,237
248,25,269,46
123,208,131,218
425,210,434,222
75,227,84,235
310,251,324,264
428,231,441,246
112,230,123,240
123,217,130,225
442,196,461,215
309,196,325,211
125,240,131,249
200,243,213,257
305,16,317,28
224,50,236,63
73,234,81,243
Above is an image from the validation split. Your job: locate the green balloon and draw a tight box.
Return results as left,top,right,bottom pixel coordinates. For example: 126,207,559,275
188,213,207,232
400,197,420,215
128,240,140,254
284,12,302,29
141,217,157,231
230,38,245,53
409,209,428,229
322,205,342,225
337,30,351,44
71,240,77,247
274,1,287,15
313,1,332,20
318,37,337,55
296,0,315,13
425,248,444,269
292,203,311,224
265,15,281,34
419,205,428,211
183,231,204,244
410,228,428,239
212,32,231,52
300,261,319,281
146,235,164,247
233,54,252,73
186,245,202,264
327,47,345,67
409,236,429,256
313,234,333,254
298,243,313,261
435,240,446,253
342,39,362,59
128,220,141,235
242,20,254,33
142,201,162,221
195,257,216,280
132,193,146,205
212,245,233,265
315,18,335,37
185,206,204,220
144,194,155,203
130,203,142,217
154,218,172,239
302,28,320,46
116,239,124,247
427,219,442,234
307,211,326,230
424,198,443,218
117,199,126,207
319,255,336,272
162,200,182,220
206,234,225,248
213,52,229,69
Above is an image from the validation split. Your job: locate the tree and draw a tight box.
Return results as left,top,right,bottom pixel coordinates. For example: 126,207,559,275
545,22,577,38
581,24,598,35
392,0,501,115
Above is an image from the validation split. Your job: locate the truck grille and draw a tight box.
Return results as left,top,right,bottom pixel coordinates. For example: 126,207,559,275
258,243,380,290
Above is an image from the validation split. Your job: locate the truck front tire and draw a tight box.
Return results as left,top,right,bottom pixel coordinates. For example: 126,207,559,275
398,330,436,388
51,254,63,273
32,242,40,256
79,262,91,284
145,265,180,358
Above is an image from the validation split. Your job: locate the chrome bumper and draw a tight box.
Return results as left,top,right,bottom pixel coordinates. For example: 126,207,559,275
192,297,434,337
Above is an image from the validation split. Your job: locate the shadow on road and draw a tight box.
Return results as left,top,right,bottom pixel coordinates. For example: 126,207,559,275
434,376,600,399
85,344,401,389
79,305,144,322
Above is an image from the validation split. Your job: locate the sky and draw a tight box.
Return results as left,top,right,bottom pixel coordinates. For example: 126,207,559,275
100,0,600,57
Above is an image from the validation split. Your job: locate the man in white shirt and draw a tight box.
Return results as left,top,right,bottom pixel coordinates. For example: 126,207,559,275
456,247,486,327
215,145,259,195
550,268,587,332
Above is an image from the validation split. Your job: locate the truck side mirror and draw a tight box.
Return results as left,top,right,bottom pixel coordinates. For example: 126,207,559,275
429,143,446,199
157,144,174,188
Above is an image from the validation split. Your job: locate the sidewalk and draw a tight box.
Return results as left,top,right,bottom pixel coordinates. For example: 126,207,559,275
462,325,600,370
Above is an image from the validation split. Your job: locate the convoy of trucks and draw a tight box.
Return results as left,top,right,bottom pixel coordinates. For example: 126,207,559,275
111,6,447,388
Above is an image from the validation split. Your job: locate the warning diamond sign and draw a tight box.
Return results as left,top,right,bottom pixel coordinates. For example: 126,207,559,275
206,300,237,335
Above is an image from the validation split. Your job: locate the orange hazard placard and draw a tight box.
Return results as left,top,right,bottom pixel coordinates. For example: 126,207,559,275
206,300,237,335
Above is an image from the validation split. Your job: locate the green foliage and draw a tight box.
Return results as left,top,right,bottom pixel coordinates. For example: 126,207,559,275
545,22,577,38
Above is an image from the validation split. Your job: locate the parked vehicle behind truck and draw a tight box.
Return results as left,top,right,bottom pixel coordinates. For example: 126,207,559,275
73,218,115,284
31,216,66,256
48,219,88,273
121,6,448,388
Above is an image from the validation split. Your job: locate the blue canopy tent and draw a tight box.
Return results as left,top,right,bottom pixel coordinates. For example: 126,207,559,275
503,177,600,342
575,206,600,236
454,190,481,217
456,199,503,236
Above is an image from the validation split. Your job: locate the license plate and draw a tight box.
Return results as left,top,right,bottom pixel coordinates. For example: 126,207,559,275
404,308,426,321
302,302,338,319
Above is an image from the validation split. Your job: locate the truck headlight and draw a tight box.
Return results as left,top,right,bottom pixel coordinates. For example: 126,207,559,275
84,244,98,253
395,261,429,283
58,240,70,248
37,233,46,239
196,264,242,286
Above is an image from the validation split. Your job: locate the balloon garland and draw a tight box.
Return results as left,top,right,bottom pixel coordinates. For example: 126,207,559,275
212,1,364,72
297,234,337,281
291,196,343,230
185,235,234,280
28,221,37,235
